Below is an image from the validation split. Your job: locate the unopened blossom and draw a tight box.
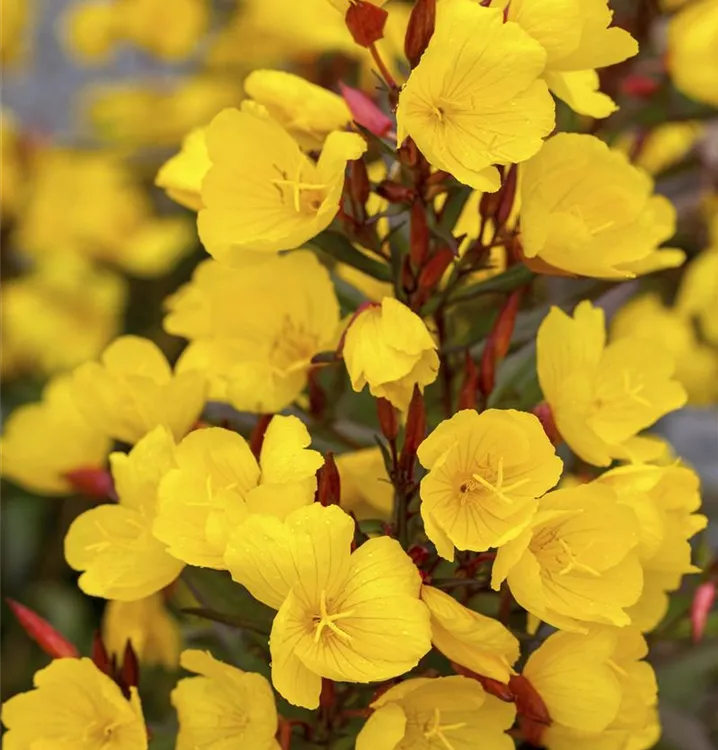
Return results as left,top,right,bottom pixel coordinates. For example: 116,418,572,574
537,301,687,466
155,127,210,211
396,0,554,192
417,409,562,560
492,484,643,631
520,134,686,278
343,297,439,411
356,676,516,750
1,658,147,750
198,106,366,262
225,504,431,708
64,426,184,601
154,417,323,568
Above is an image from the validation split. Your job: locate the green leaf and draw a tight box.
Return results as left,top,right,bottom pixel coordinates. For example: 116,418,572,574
448,264,535,304
180,607,270,635
437,185,472,235
309,231,391,281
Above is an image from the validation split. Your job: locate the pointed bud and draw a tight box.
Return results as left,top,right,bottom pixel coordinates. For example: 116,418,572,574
452,663,516,702
345,0,388,47
317,452,341,507
376,180,416,204
480,288,523,396
120,640,140,692
377,397,400,442
418,247,455,292
348,157,371,208
249,414,274,459
64,467,115,501
479,190,502,222
404,0,436,68
400,386,426,475
339,82,393,137
621,74,660,99
495,164,517,228
408,544,430,568
532,401,562,445
6,599,79,659
410,199,430,268
458,351,479,411
91,630,113,676
691,580,716,644
510,674,551,725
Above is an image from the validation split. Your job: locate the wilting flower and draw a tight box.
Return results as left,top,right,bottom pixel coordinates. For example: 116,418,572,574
396,0,554,191
421,585,519,682
417,409,562,560
225,504,431,708
71,335,207,445
172,650,278,750
198,106,366,262
343,298,439,411
667,0,718,107
1,658,147,749
506,0,638,117
492,484,643,632
536,301,687,466
103,594,181,669
1,373,111,495
336,447,394,521
64,426,184,601
596,463,707,631
155,127,211,211
356,675,516,750
154,416,323,568
520,133,686,278
165,251,340,413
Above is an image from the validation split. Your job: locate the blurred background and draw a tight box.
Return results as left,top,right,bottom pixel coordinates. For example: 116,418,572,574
1,1,716,748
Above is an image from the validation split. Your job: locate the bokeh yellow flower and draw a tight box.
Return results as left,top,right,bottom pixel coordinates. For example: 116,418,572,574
676,247,718,346
336,447,394,521
417,409,562,560
155,127,210,211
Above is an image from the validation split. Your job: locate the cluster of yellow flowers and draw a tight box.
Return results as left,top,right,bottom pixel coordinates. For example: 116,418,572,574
1,0,716,748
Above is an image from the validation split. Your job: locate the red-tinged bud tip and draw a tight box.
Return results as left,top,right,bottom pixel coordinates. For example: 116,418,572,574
339,82,393,137
91,630,113,676
451,663,515,701
418,247,455,293
376,180,416,204
249,414,274,459
64,467,115,501
348,157,371,207
532,401,562,446
404,0,436,69
510,674,552,726
345,0,388,47
119,640,140,694
621,74,661,99
691,581,716,644
377,397,400,442
400,386,426,474
458,351,480,411
316,452,342,507
408,544,431,567
6,599,80,659
480,289,523,397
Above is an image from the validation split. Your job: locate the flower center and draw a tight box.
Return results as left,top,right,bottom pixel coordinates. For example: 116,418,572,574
270,316,319,371
531,527,600,577
423,707,467,750
457,458,529,506
313,590,355,644
271,162,326,214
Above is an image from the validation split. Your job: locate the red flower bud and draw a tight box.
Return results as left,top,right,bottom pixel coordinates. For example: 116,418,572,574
510,673,551,745
377,397,400,442
691,580,716,644
495,164,517,228
621,74,660,99
316,452,342,507
249,414,274,460
119,640,140,694
345,1,388,47
410,199,430,268
404,0,436,69
348,157,371,208
64,467,115,501
480,288,523,396
408,544,431,567
532,401,562,446
400,385,426,476
376,180,416,204
6,599,79,659
458,351,480,411
339,82,393,137
451,663,515,701
91,630,113,676
418,247,455,293
401,254,417,295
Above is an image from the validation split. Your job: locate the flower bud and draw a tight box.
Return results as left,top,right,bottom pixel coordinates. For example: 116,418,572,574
458,351,479,411
348,157,371,208
376,179,416,204
691,580,716,644
91,630,114,676
480,288,523,396
316,452,341,507
418,247,455,293
339,81,393,137
495,164,517,228
345,0,388,47
532,401,562,445
377,397,400,442
404,0,436,69
400,385,426,475
509,673,551,746
6,599,79,659
119,640,140,694
64,467,116,501
452,663,516,702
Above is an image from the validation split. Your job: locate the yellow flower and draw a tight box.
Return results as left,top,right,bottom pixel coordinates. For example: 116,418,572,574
336,263,394,302
617,122,704,175
532,628,659,750
520,133,686,278
173,650,279,750
64,426,184,600
1,111,25,219
244,70,352,150
155,127,210,211
676,247,718,346
336,447,394,521
328,0,388,11
506,0,638,117
417,409,562,561
165,252,340,413
71,336,207,445
1,257,126,378
63,0,118,62
396,0,554,191
103,594,181,669
492,484,643,631
154,417,323,568
198,106,366,262
667,0,718,107
1,657,147,750
1,0,34,66
537,301,687,466
0,374,112,495
421,585,519,683
611,292,718,406
225,504,431,708
343,298,439,411
595,463,707,631
356,675,516,750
